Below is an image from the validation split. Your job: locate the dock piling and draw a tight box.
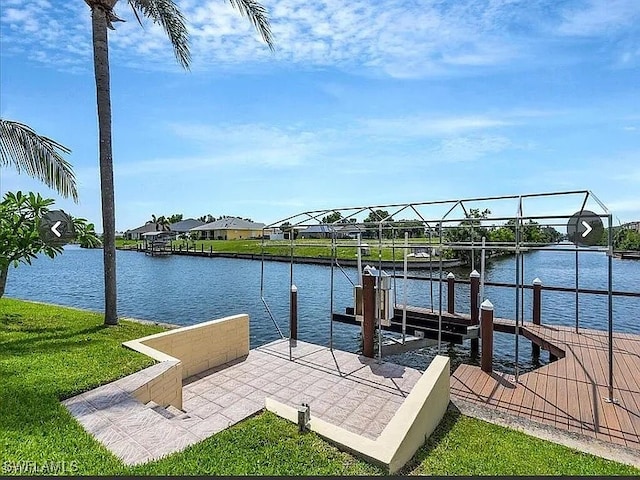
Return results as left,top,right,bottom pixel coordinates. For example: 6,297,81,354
447,272,455,314
481,299,494,373
532,278,542,359
470,270,480,355
290,284,298,341
363,274,376,358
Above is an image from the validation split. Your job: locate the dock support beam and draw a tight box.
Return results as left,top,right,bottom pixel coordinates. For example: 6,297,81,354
290,284,298,341
481,299,494,373
363,274,376,358
470,270,480,355
447,272,455,314
532,278,542,359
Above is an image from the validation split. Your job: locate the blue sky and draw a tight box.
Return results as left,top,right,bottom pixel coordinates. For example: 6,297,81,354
1,0,639,231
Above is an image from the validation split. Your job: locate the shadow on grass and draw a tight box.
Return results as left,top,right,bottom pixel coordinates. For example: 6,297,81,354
0,381,68,433
399,402,462,475
0,325,109,355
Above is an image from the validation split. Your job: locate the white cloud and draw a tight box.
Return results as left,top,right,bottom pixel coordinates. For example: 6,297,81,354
431,134,512,162
0,0,562,77
557,0,640,37
607,199,640,214
109,111,519,180
359,115,511,137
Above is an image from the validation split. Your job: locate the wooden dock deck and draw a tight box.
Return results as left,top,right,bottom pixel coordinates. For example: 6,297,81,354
451,321,640,451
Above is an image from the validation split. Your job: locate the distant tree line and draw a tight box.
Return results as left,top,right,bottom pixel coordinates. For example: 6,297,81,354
442,209,563,265
599,226,640,251
196,214,254,223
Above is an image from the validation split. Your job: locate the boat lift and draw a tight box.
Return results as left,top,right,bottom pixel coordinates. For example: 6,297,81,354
259,190,618,402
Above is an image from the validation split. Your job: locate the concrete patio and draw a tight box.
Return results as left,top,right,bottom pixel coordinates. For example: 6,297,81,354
63,339,424,465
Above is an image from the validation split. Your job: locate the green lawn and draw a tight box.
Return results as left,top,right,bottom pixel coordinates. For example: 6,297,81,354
116,238,439,262
1,298,637,476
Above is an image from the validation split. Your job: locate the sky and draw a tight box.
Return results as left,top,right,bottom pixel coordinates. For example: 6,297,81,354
1,0,639,232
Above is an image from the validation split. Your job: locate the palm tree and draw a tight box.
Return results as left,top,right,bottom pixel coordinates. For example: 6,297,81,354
0,119,79,201
84,0,274,326
146,214,170,231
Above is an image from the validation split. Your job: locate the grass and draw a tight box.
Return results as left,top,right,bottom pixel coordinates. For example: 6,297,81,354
116,238,441,262
406,409,639,476
1,297,638,476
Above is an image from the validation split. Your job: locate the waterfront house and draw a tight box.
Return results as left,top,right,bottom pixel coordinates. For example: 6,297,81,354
124,223,158,240
189,217,266,240
299,224,363,239
169,218,205,234
299,225,335,239
624,221,640,232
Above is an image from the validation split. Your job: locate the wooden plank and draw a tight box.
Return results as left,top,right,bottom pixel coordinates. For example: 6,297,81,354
449,320,640,452
451,364,481,401
564,355,583,434
508,371,528,417
608,344,640,447
568,340,596,437
475,371,496,404
589,333,624,446
494,371,517,417
580,331,611,444
574,355,597,437
530,366,549,424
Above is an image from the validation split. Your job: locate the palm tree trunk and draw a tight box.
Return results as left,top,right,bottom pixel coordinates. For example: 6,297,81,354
90,6,118,326
0,266,8,299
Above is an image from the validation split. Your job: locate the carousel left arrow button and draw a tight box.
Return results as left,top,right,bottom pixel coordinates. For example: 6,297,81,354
51,221,63,237
39,210,76,245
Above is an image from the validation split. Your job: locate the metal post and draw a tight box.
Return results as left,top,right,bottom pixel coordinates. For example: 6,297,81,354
392,228,397,302
575,248,579,334
362,274,376,358
402,232,408,344
470,270,480,355
481,299,494,373
514,221,521,382
429,229,434,311
357,233,363,285
605,214,617,403
471,225,475,271
290,284,298,341
447,272,455,314
290,228,295,360
330,232,335,351
438,221,443,355
377,224,383,363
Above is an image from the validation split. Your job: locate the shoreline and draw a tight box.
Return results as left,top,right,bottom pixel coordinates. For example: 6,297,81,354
116,247,465,269
2,298,180,329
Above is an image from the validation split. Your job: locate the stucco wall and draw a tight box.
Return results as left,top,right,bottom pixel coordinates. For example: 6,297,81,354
122,314,250,409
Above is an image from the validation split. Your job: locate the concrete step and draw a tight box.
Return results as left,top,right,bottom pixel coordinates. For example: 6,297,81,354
145,401,186,419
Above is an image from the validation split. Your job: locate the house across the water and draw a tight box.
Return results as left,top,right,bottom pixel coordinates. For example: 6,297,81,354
190,217,266,240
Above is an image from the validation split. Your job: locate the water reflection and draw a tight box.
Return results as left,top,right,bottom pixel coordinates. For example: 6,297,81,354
7,245,640,374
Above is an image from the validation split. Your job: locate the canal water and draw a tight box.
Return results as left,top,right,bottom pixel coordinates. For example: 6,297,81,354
5,245,640,373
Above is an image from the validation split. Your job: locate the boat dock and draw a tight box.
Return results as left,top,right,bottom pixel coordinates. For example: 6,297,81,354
450,319,640,455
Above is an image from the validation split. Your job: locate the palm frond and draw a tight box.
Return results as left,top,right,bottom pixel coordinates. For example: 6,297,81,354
0,119,79,202
128,0,191,69
228,0,275,50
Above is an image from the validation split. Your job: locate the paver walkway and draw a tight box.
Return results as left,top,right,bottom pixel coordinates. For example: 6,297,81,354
63,339,423,465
